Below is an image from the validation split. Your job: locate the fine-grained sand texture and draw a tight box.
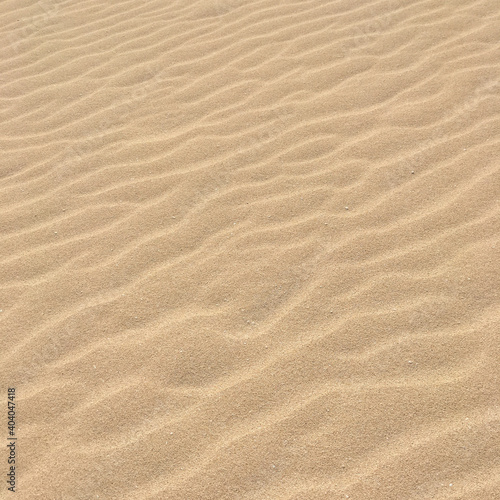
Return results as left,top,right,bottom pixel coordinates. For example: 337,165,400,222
1,0,500,498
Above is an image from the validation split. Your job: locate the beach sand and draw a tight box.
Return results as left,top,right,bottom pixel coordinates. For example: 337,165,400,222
1,0,500,498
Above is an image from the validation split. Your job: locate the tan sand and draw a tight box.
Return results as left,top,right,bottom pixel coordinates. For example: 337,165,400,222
1,0,500,498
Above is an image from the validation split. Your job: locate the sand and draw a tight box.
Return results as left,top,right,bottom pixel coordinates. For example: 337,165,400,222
1,0,499,498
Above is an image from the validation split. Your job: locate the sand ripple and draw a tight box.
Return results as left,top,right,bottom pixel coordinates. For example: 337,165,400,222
1,0,499,498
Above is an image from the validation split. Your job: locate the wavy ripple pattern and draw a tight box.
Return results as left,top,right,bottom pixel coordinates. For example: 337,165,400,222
1,0,499,498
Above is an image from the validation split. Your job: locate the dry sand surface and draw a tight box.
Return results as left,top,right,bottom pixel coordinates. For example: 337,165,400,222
1,0,500,498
